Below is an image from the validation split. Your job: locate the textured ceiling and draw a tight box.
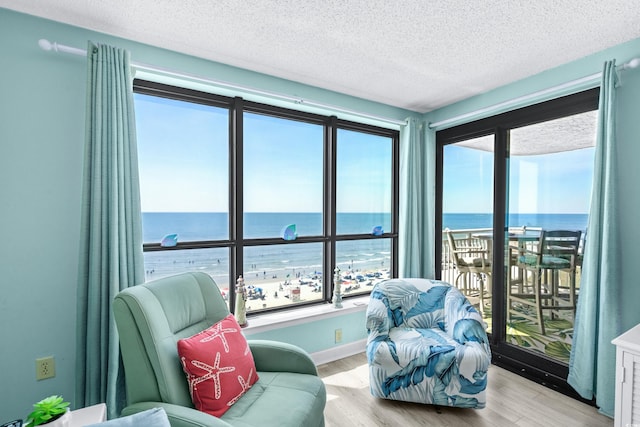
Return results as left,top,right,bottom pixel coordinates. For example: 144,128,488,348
2,1,640,113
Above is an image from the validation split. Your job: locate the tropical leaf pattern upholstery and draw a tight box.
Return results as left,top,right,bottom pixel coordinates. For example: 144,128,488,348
366,278,491,408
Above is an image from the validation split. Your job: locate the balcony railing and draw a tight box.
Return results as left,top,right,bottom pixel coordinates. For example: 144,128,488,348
441,226,548,290
441,227,493,291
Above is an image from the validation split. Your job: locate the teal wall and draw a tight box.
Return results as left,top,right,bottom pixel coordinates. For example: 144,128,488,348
2,5,640,422
244,311,367,354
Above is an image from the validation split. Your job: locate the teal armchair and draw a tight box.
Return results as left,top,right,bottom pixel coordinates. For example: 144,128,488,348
113,272,326,426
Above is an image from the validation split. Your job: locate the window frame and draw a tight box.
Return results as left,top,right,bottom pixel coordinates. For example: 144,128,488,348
133,79,399,314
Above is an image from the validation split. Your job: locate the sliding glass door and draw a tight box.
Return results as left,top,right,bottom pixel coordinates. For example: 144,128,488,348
436,88,599,397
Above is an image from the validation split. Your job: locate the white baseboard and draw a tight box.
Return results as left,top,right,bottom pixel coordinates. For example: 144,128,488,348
311,338,367,366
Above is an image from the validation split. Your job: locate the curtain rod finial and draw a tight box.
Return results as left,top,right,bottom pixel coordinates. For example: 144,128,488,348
623,57,640,70
38,39,54,51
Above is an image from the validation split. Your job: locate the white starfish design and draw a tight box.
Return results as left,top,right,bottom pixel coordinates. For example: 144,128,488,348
181,356,206,406
227,367,255,406
200,322,238,353
186,352,236,399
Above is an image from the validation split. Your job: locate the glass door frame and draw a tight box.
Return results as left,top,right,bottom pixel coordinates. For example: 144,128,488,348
435,88,599,401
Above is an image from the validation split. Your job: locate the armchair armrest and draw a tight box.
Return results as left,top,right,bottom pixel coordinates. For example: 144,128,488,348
122,402,232,427
248,339,318,375
366,287,393,332
444,288,489,345
450,317,490,346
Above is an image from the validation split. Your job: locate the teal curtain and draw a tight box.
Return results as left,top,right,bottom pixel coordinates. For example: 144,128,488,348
398,118,435,278
567,60,621,417
76,42,144,419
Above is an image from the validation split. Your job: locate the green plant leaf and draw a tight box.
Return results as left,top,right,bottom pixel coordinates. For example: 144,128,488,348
545,319,572,330
26,395,70,426
545,341,572,361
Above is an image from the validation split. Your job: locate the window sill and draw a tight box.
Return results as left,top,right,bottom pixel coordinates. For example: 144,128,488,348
242,295,370,335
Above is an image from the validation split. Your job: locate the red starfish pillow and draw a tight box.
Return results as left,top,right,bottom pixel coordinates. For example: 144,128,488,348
177,314,259,417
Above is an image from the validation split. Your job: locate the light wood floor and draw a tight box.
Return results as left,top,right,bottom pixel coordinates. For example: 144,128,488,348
317,353,613,427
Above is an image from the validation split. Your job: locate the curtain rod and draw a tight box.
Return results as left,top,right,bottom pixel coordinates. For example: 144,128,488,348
38,39,408,127
429,57,640,130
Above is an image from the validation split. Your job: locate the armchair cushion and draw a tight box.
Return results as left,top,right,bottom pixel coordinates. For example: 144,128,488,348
177,314,259,417
518,253,571,268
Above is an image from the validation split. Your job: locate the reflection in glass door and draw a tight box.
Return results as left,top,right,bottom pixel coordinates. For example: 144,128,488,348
505,110,597,363
441,135,494,333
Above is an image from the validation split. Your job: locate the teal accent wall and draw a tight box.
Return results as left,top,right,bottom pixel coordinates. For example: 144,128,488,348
1,9,87,422
616,65,640,309
2,5,640,421
244,311,368,354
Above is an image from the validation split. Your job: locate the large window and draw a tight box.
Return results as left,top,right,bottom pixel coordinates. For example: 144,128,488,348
134,81,399,314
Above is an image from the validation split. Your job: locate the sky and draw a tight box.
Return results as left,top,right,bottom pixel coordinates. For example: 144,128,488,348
442,108,598,215
136,93,595,216
134,94,392,213
443,142,596,214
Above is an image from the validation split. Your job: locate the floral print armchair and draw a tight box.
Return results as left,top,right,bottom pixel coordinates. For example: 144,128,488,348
366,278,491,408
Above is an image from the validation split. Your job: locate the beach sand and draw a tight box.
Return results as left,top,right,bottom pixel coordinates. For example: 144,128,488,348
232,270,388,312
144,258,389,312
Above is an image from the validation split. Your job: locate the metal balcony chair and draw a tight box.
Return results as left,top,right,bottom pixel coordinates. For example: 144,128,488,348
445,228,492,315
507,230,582,334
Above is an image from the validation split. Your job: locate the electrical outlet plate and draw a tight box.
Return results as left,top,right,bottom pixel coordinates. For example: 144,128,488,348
335,328,343,343
36,356,55,380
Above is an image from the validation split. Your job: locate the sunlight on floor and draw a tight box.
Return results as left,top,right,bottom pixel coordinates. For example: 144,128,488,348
321,363,370,389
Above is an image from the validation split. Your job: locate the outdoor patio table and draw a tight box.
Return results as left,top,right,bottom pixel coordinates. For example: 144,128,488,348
471,230,541,291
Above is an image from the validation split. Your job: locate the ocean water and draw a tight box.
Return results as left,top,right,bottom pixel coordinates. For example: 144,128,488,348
142,212,392,287
443,213,588,232
142,212,588,287
142,212,392,242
